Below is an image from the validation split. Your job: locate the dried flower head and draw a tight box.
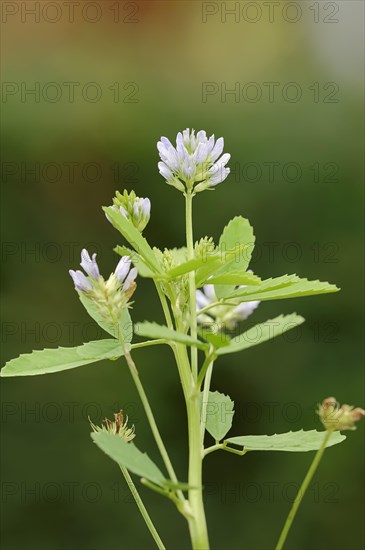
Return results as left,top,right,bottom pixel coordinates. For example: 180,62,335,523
318,397,365,432
158,128,230,193
90,410,135,442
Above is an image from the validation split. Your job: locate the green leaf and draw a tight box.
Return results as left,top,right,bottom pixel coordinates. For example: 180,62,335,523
134,322,209,350
79,293,116,337
91,431,166,486
114,245,155,278
201,391,235,442
104,206,161,273
166,255,222,279
225,429,346,452
207,271,261,286
198,328,232,349
77,339,125,359
214,217,255,299
218,216,255,273
79,294,133,344
216,313,305,355
1,340,125,377
227,275,340,302
120,308,133,344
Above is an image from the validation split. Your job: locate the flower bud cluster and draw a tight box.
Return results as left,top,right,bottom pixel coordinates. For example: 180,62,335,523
158,128,230,193
317,397,365,432
69,250,137,325
108,190,151,232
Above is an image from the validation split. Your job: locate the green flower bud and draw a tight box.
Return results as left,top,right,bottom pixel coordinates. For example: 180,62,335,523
112,190,151,232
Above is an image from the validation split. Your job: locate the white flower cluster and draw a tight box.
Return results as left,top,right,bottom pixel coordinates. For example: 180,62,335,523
196,284,260,330
158,128,230,193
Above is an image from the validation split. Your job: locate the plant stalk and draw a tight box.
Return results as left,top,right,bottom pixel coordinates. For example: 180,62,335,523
123,346,185,504
185,191,198,381
275,430,332,550
119,464,165,549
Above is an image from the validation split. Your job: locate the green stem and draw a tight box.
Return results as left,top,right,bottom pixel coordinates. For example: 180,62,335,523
131,339,167,350
200,359,214,448
275,430,332,550
119,465,165,549
155,282,175,330
203,443,247,459
122,346,185,504
185,191,198,381
174,332,210,549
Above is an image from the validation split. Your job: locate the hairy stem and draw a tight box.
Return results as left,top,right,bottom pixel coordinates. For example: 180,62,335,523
119,465,165,549
275,430,332,550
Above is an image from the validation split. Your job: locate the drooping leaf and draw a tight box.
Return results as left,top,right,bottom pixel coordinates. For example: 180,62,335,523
104,206,161,272
225,429,346,452
134,322,209,350
216,313,305,355
91,431,166,486
201,391,235,442
1,340,125,377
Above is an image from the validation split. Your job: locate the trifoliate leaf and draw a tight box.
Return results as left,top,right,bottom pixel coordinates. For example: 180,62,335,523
91,431,166,486
226,429,346,452
201,391,235,442
216,313,305,355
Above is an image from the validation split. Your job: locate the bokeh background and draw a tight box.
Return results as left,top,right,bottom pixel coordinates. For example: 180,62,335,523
1,1,364,549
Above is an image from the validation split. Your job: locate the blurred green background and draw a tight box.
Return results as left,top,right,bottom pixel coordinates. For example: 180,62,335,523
1,1,364,549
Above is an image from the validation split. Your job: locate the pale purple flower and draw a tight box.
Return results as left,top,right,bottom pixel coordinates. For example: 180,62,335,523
115,256,138,290
69,270,92,292
157,128,230,192
196,284,260,329
80,249,100,279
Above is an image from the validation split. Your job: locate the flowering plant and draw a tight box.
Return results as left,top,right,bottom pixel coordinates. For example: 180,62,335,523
2,129,363,550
